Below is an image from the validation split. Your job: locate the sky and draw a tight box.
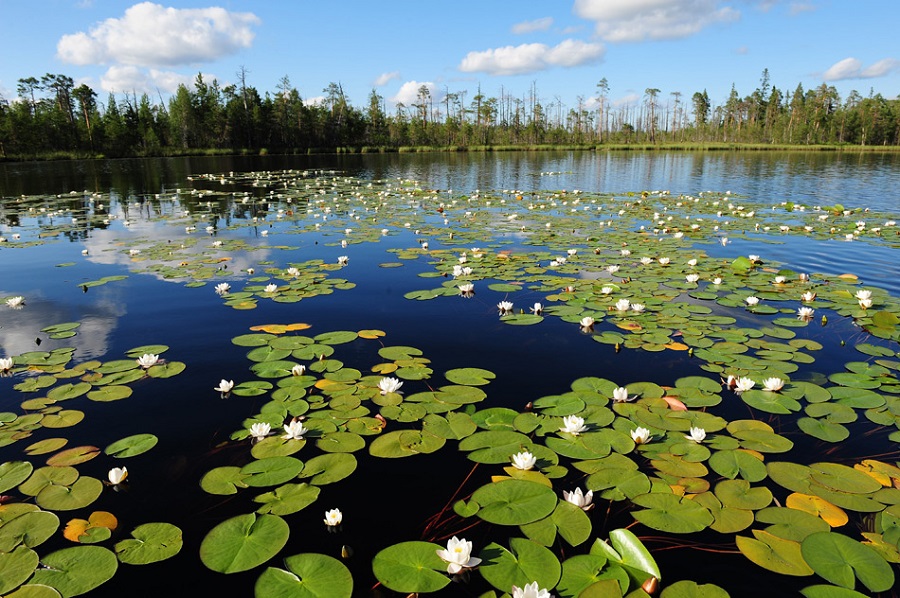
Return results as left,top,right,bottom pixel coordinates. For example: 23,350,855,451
1,0,898,115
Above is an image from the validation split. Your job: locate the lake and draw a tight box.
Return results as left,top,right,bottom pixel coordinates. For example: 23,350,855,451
0,151,899,598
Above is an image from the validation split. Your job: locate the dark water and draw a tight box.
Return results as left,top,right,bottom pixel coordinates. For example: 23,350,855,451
0,151,898,597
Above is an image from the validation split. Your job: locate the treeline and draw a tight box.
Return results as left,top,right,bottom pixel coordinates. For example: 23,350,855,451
1,68,898,159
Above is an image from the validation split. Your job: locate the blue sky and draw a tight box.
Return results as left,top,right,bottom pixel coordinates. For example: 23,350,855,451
1,0,898,115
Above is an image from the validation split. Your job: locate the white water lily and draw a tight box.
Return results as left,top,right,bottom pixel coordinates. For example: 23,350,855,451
214,379,234,393
530,302,543,315
108,467,128,485
856,289,872,301
249,422,271,440
291,364,306,376
745,296,760,306
378,377,404,395
735,377,755,392
563,487,593,510
600,286,614,295
6,296,25,309
620,249,631,257
247,267,254,275
630,303,646,313
567,249,577,256
607,265,620,274
774,276,786,284
801,291,816,302
512,581,552,598
458,283,474,296
579,316,595,330
337,255,349,265
640,257,653,265
613,387,630,402
859,298,873,309
686,274,699,283
630,426,651,444
137,353,159,369
265,283,278,293
324,508,342,526
511,450,537,470
0,357,12,371
436,536,481,575
658,257,670,265
797,307,815,320
560,415,587,435
687,258,698,266
615,299,631,311
749,254,760,263
215,283,231,295
286,267,300,277
685,427,706,443
282,420,308,440
712,277,723,285
497,301,514,314
762,377,784,392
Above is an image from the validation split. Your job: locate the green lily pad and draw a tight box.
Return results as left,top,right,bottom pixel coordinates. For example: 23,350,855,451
593,528,662,586
29,546,118,597
200,466,248,495
736,529,814,576
0,461,34,493
660,580,730,597
801,531,894,592
799,585,871,598
0,511,59,552
36,477,103,511
479,537,561,594
104,434,158,458
86,386,133,402
371,541,450,593
253,483,321,516
631,493,714,533
0,546,39,595
443,368,496,386
240,457,304,487
199,513,290,574
45,447,100,467
472,479,558,525
114,522,183,565
46,383,91,402
255,553,353,598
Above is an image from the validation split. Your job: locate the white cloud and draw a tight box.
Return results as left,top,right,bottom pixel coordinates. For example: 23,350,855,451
304,96,326,106
390,81,442,106
458,40,604,76
99,65,194,94
573,0,739,42
374,71,401,86
612,93,640,107
57,2,260,67
511,17,554,34
822,57,900,81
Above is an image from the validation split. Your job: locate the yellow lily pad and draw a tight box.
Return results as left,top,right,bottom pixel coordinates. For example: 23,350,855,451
786,493,849,527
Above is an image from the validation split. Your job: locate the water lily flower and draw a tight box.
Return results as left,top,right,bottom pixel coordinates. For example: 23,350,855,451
686,274,699,283
0,357,12,371
859,298,873,309
630,303,646,313
247,267,255,275
421,242,429,250
560,415,587,435
749,254,760,263
291,364,306,376
631,426,651,444
600,286,614,295
567,249,577,256
265,283,278,293
640,257,653,265
215,283,231,295
797,307,815,320
762,377,784,392
856,289,872,301
607,265,620,274
137,353,159,369
735,377,755,392
685,427,706,443
282,419,308,440
620,249,631,257
324,508,342,527
214,379,234,394
658,257,670,265
774,276,786,284
378,377,404,395
108,467,128,485
530,302,543,315
579,316,595,331
511,450,536,470
436,536,481,575
688,258,698,267
337,255,349,265
249,422,271,440
615,299,631,312
801,291,816,302
458,283,474,297
745,296,760,306
497,301,514,314
511,582,551,598
712,277,723,285
286,267,300,277
563,487,594,510
129,249,141,256
6,296,25,309
613,387,631,402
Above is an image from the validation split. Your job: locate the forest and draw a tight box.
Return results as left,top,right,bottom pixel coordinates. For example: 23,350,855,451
1,68,898,159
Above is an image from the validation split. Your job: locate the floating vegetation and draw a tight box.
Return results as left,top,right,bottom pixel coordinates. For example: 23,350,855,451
2,167,900,596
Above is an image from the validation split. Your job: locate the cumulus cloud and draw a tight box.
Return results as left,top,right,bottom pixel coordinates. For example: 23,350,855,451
57,2,260,67
822,57,900,81
458,40,604,76
573,0,739,42
511,17,554,34
390,81,440,106
99,65,195,94
374,71,401,86
304,96,326,106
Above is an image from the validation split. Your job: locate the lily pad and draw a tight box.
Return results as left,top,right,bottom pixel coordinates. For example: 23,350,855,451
472,479,558,525
114,523,183,565
801,531,894,592
479,537,562,593
255,553,353,598
29,546,118,597
199,513,290,574
104,434,158,458
371,541,450,593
